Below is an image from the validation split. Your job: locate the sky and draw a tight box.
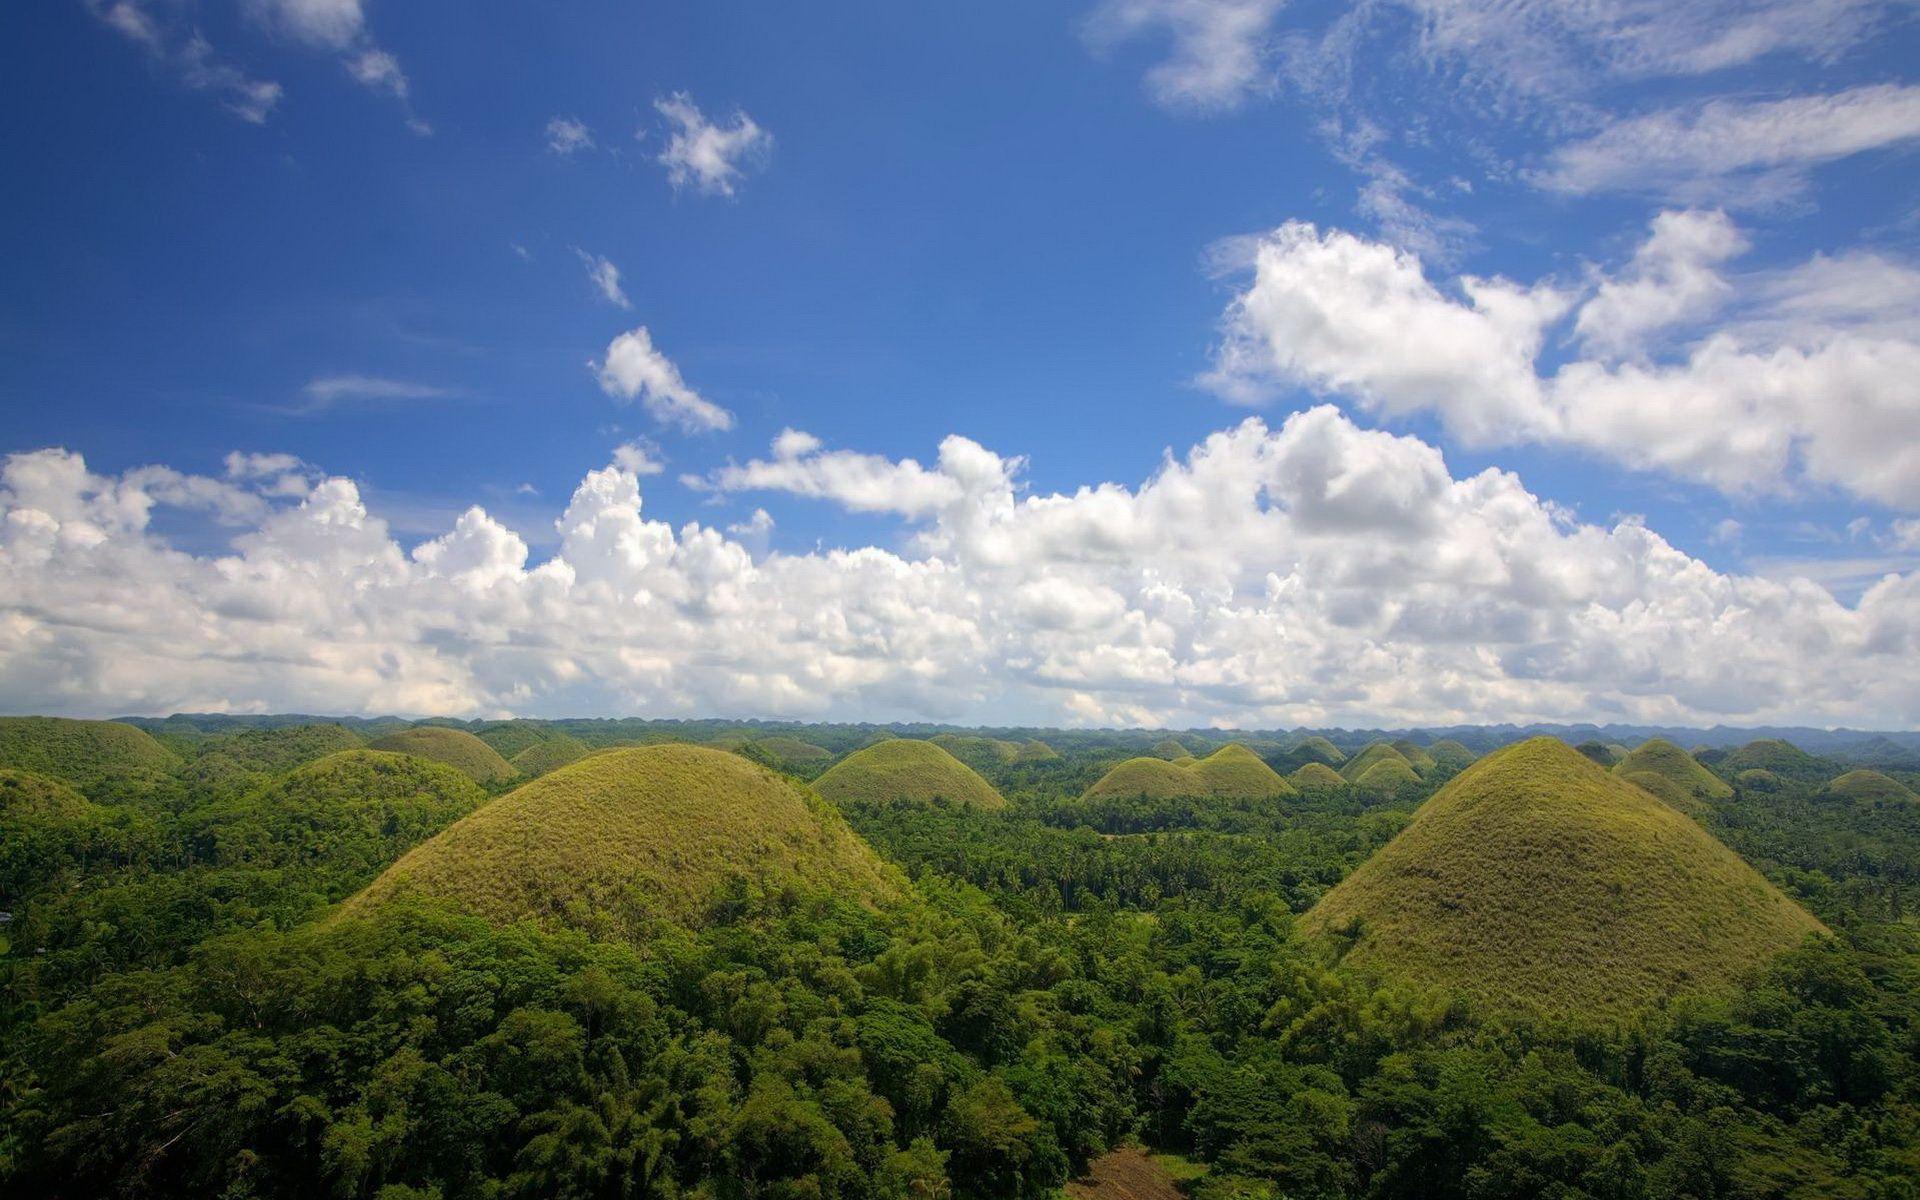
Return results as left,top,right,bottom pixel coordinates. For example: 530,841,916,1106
1,0,1918,728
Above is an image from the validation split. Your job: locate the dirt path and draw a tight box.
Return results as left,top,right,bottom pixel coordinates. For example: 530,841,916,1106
1065,1148,1185,1200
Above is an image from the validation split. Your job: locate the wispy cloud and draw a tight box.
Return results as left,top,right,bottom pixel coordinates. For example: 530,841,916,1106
287,375,459,414
593,326,735,432
241,0,428,131
1082,0,1284,113
575,249,632,309
546,116,594,155
86,0,284,124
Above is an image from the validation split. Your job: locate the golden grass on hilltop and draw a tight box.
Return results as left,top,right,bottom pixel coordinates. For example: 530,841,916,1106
0,769,95,822
340,745,900,930
1084,744,1296,802
1719,738,1824,779
0,717,180,788
1352,755,1420,800
1300,737,1826,1022
1014,739,1061,763
1426,739,1477,772
1287,735,1346,766
1288,762,1348,794
1150,739,1194,761
368,726,518,784
1613,738,1733,804
1390,739,1438,774
749,735,836,763
814,739,1006,809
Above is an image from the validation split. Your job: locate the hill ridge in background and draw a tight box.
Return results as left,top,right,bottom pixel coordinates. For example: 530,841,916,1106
367,726,518,784
1083,743,1296,801
341,745,900,929
1613,738,1733,813
814,739,1006,809
0,716,180,789
1299,737,1826,1021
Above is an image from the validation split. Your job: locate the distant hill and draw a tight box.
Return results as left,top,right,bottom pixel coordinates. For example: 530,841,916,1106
368,727,518,784
510,735,590,778
1717,738,1828,783
1339,741,1418,783
1287,735,1346,766
341,745,901,930
184,750,486,887
0,768,94,822
475,721,562,760
748,735,835,764
1822,770,1918,806
1614,739,1733,806
1149,739,1194,761
1352,755,1421,800
814,740,1006,809
1426,739,1477,772
1299,737,1825,1021
190,722,364,777
0,717,179,789
1288,762,1348,795
1575,740,1627,767
1014,738,1060,763
1084,744,1295,801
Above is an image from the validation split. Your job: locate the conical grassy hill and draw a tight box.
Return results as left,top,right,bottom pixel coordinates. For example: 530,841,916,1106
1822,769,1918,806
1083,744,1295,801
748,735,835,764
1614,738,1732,806
1299,737,1825,1022
1719,738,1823,780
0,716,179,788
369,726,518,784
342,745,901,930
814,739,1006,809
510,735,590,777
1289,762,1348,795
1339,741,1418,783
1288,735,1346,766
0,769,94,822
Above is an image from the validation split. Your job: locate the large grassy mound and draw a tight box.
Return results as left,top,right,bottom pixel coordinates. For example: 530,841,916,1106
1288,735,1346,766
1339,741,1416,784
0,716,180,788
1575,741,1627,767
1619,770,1710,818
1300,737,1825,1021
749,735,835,764
1719,738,1824,781
814,739,1006,809
475,722,560,760
1288,762,1348,795
1150,739,1194,761
368,727,518,784
193,722,364,776
342,746,901,929
1614,738,1733,803
1426,740,1477,772
511,735,590,778
1352,755,1421,800
1390,740,1438,774
0,769,95,822
1014,739,1061,763
1822,770,1918,806
1084,744,1295,802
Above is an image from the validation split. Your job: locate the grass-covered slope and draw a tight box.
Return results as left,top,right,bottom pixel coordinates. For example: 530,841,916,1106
1288,762,1348,794
1299,737,1826,1021
1339,741,1416,784
1083,744,1296,801
1287,735,1346,766
1426,739,1478,772
191,722,364,777
1390,740,1438,774
368,726,518,784
0,769,95,822
510,735,590,778
749,735,835,764
1014,739,1061,763
342,745,901,928
0,717,179,788
1352,755,1420,800
1719,738,1825,781
814,739,1006,809
1822,770,1918,806
1613,738,1733,804
1150,739,1194,761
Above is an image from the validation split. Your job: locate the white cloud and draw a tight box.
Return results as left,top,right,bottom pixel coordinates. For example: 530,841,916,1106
1573,209,1747,358
611,439,666,476
5,413,1919,727
298,375,456,410
1536,85,1920,203
594,326,735,433
1709,517,1743,546
242,0,423,123
1205,214,1920,508
653,93,773,197
87,1,284,124
576,250,631,309
1082,0,1284,112
699,429,975,518
546,116,594,155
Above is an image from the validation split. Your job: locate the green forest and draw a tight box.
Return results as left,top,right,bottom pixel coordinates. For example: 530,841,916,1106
2,715,1917,1199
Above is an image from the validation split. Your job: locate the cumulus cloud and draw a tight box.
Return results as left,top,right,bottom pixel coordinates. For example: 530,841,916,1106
1536,84,1920,203
697,429,975,518
86,0,284,124
546,116,594,155
576,250,631,308
1082,0,1284,112
652,93,773,197
594,326,735,433
1205,214,1920,508
5,412,1918,727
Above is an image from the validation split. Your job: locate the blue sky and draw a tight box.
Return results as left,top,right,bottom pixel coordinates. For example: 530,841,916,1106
1,1,1918,726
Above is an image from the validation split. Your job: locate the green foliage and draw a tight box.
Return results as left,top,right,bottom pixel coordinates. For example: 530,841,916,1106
1574,739,1626,766
345,746,904,931
1302,737,1827,1021
1338,741,1416,784
1719,738,1830,783
815,740,1007,810
1084,745,1295,803
369,727,519,784
0,716,179,791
